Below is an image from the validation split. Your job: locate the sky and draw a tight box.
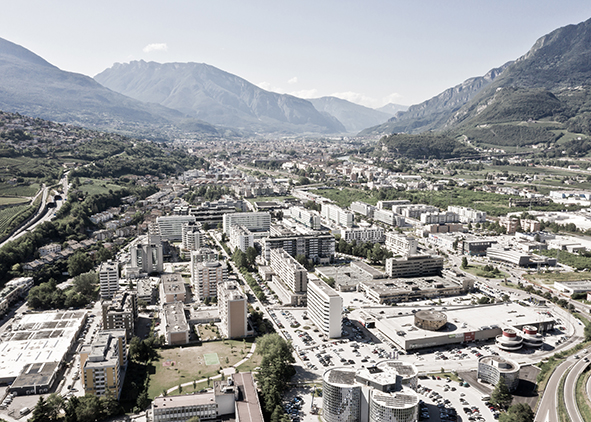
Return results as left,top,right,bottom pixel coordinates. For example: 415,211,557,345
2,1,591,109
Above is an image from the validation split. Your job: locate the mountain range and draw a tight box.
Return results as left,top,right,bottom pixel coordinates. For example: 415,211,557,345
362,17,591,139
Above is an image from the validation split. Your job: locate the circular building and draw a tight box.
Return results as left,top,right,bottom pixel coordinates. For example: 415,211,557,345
478,355,520,392
370,390,419,422
414,310,447,331
322,368,361,422
495,328,523,351
521,325,543,348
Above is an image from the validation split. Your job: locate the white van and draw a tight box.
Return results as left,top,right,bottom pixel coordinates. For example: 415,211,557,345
20,407,31,415
481,395,490,401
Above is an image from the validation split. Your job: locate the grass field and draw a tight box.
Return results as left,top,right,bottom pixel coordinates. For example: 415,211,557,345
0,204,33,234
147,339,256,398
204,353,220,365
0,183,40,197
0,197,30,205
523,271,591,285
462,264,508,280
78,178,125,196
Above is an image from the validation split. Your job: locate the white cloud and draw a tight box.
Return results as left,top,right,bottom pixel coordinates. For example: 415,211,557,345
288,89,318,98
143,43,168,53
330,91,404,108
257,81,283,92
287,76,298,85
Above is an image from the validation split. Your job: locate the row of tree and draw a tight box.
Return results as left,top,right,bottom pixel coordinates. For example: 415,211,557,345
30,391,121,422
335,237,393,265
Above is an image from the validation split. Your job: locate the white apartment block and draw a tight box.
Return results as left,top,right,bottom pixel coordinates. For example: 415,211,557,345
98,260,119,300
321,204,354,228
222,212,271,235
228,225,255,253
341,226,384,244
181,222,202,251
385,254,444,278
377,200,411,210
373,209,405,227
156,215,196,241
393,204,439,219
350,201,375,217
191,248,218,264
385,232,418,256
270,248,307,293
307,278,342,339
288,206,321,230
191,260,228,300
129,234,163,275
448,206,487,223
420,211,460,225
217,281,247,339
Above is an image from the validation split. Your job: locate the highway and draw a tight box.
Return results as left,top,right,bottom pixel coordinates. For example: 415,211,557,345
563,351,591,422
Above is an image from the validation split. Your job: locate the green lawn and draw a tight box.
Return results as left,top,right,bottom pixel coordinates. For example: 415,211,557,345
78,178,125,195
147,339,254,399
462,264,508,279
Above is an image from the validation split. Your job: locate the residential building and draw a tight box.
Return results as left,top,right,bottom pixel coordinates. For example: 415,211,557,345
156,215,196,241
307,278,342,338
222,212,271,235
385,254,444,278
377,200,410,210
129,234,163,275
0,277,33,316
79,330,127,398
101,291,138,340
181,222,202,251
321,203,354,228
262,231,335,264
98,260,119,300
162,302,189,345
385,232,418,256
373,209,405,226
229,225,255,252
420,211,460,225
341,226,384,244
38,243,61,257
191,248,218,264
350,201,375,218
192,260,228,300
270,248,308,293
218,281,247,339
448,206,487,223
288,206,321,230
159,273,187,304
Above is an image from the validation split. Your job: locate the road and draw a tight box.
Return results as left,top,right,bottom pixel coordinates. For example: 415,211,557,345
563,351,591,422
535,358,573,422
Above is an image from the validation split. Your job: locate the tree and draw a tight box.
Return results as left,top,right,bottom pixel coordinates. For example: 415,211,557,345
75,394,103,422
246,246,258,268
256,333,295,413
30,396,51,422
461,256,468,269
499,403,534,422
73,271,98,297
491,379,513,409
68,252,93,277
100,389,121,417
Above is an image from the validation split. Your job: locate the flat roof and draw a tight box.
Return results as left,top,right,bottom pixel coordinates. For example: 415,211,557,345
351,261,385,278
152,391,216,408
0,311,86,380
324,368,357,386
308,277,340,298
372,302,554,346
11,361,59,389
478,355,519,372
163,302,189,332
233,372,264,422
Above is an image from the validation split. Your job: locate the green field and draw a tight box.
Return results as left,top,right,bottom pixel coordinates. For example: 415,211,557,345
147,339,256,398
203,353,220,365
0,197,30,205
0,204,34,234
78,178,125,195
0,183,40,197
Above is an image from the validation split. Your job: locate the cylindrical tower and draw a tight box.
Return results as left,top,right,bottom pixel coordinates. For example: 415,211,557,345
322,368,361,422
495,328,523,351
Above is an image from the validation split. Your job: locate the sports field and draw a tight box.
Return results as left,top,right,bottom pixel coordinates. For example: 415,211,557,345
204,352,220,365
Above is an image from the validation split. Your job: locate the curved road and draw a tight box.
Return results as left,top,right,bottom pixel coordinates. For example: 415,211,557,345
563,351,591,422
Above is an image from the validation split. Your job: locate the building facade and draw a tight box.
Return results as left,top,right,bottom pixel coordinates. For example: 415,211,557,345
307,278,342,338
129,234,164,275
101,291,138,340
385,232,418,256
181,222,202,251
222,212,271,235
156,215,197,241
385,254,444,278
341,226,384,244
477,356,520,392
288,206,321,230
192,261,228,300
321,204,354,228
98,260,119,300
263,232,335,264
270,248,308,293
218,281,248,339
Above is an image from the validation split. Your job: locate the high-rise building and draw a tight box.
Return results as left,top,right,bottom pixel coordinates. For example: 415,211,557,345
222,212,271,235
156,215,197,241
385,254,444,278
159,273,187,304
263,231,335,264
270,248,307,293
101,291,137,340
217,281,247,339
162,302,189,345
129,234,163,275
307,278,342,338
288,206,321,230
350,201,375,218
98,260,119,300
342,226,384,244
79,330,127,398
191,248,218,264
321,204,354,228
191,261,228,300
181,222,202,251
228,225,255,252
385,232,418,256
448,206,487,223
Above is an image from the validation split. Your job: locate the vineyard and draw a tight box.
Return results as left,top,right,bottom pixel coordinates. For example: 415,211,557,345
0,204,36,238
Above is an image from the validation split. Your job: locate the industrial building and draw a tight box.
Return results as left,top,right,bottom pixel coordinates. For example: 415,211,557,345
322,361,419,422
1,311,86,393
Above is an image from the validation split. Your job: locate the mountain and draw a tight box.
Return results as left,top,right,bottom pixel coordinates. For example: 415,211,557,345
362,17,591,139
307,96,392,133
359,62,512,136
375,103,408,116
0,37,218,136
95,61,346,135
